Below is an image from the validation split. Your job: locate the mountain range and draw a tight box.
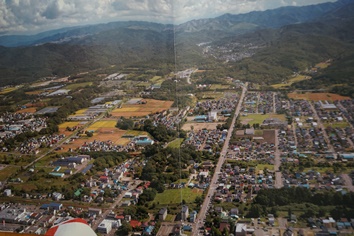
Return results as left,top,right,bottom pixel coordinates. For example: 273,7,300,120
0,0,354,91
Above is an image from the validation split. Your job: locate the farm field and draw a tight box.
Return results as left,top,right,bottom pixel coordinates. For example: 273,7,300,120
64,82,93,90
240,114,286,125
87,120,117,131
323,122,350,128
111,99,173,117
0,86,22,95
210,84,231,90
153,188,203,205
15,107,37,114
288,92,350,101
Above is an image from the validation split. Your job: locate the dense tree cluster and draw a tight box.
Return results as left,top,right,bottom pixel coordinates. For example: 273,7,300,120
253,187,354,219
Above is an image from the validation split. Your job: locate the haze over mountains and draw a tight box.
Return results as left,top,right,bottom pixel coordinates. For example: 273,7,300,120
0,0,354,92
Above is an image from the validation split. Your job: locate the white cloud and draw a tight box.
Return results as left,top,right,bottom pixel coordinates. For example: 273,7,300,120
0,0,336,34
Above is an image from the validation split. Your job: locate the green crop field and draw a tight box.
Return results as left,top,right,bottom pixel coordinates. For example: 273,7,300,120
64,82,93,90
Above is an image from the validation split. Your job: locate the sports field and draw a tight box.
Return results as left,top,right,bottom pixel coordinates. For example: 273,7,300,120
111,99,173,117
288,92,350,101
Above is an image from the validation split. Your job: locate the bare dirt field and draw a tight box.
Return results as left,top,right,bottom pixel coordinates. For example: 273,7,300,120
182,122,224,131
288,92,350,101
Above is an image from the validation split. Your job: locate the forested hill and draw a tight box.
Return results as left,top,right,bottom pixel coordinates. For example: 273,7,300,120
208,0,354,94
0,0,354,87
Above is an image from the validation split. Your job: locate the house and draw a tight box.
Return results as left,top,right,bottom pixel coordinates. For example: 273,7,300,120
88,208,102,216
181,205,189,221
158,208,167,221
284,227,294,236
40,202,63,210
230,208,239,218
52,192,62,201
208,111,218,121
190,211,197,223
97,219,112,234
3,189,11,197
235,223,247,236
124,192,133,198
143,225,155,235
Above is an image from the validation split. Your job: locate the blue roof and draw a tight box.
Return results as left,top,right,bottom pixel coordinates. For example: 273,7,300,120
144,226,154,233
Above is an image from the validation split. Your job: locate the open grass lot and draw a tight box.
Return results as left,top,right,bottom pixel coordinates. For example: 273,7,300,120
153,188,203,205
209,84,231,90
315,61,331,69
64,82,93,90
196,91,225,100
240,114,286,125
288,92,350,101
111,99,173,117
150,76,165,85
0,166,20,181
272,75,310,89
323,121,350,128
256,164,274,173
167,138,184,148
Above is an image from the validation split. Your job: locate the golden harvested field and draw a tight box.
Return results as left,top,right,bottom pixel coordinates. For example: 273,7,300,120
74,108,88,115
111,99,173,117
87,120,117,131
58,121,81,129
25,90,43,95
288,92,350,101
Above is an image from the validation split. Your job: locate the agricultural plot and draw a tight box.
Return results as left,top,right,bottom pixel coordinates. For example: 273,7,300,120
87,120,117,131
167,138,184,148
0,86,22,95
240,114,286,126
288,92,350,101
64,82,93,90
15,107,37,114
111,99,173,117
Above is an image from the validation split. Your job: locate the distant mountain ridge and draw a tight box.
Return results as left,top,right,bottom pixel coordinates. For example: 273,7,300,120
0,0,351,47
0,0,354,87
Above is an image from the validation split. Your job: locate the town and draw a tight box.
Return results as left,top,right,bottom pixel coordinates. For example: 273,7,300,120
0,63,353,236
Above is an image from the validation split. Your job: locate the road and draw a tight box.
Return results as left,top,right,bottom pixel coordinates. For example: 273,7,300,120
308,102,335,153
274,129,283,189
192,83,248,235
91,180,141,231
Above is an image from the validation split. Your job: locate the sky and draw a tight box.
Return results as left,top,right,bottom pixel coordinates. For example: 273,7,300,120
0,0,336,35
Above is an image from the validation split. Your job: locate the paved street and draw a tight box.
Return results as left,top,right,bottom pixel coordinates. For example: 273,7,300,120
192,83,248,235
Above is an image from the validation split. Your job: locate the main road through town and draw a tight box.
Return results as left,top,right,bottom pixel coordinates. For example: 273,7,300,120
192,83,248,235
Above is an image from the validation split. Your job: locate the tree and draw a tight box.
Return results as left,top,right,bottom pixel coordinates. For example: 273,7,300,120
116,221,132,235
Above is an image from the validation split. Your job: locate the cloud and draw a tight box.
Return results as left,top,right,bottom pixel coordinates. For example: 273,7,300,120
0,0,336,34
